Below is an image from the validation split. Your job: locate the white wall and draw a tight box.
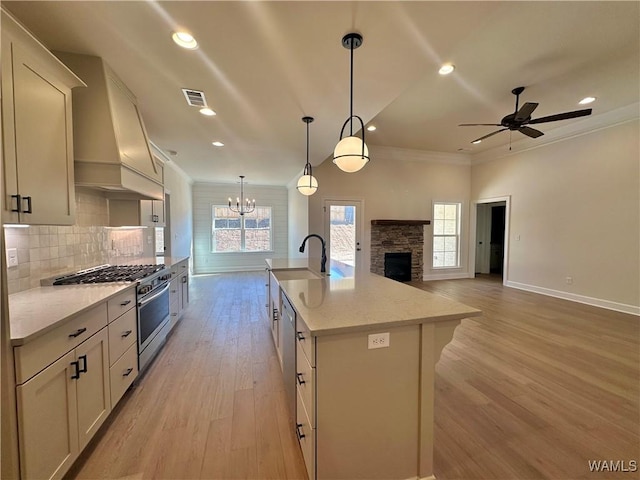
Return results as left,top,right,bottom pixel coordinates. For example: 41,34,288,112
193,183,288,273
287,180,309,258
471,120,639,313
163,161,193,261
308,146,472,279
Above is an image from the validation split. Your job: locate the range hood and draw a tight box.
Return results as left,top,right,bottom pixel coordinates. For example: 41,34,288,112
54,52,163,200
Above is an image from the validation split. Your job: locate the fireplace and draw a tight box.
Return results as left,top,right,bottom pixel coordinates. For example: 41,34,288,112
370,219,430,282
384,252,412,282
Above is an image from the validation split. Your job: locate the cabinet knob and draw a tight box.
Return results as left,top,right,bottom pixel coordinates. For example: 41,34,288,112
296,373,306,385
121,330,132,338
296,332,305,342
295,423,306,440
120,300,131,306
123,368,134,377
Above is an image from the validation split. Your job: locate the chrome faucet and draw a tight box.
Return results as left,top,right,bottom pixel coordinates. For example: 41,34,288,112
299,234,327,273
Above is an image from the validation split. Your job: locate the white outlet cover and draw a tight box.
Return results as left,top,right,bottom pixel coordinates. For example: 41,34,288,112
368,332,390,349
6,248,18,268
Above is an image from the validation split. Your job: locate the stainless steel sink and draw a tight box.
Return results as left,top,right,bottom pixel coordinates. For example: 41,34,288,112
273,269,322,281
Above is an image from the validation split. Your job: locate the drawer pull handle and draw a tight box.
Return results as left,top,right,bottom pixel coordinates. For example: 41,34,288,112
295,423,306,440
296,373,306,385
171,313,178,317
120,300,132,306
121,330,132,338
69,327,87,338
123,368,134,377
78,355,88,373
70,361,80,379
296,332,305,341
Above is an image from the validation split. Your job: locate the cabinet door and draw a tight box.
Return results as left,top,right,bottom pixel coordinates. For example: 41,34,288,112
16,351,79,480
3,41,76,225
75,328,111,450
106,73,160,183
140,199,165,227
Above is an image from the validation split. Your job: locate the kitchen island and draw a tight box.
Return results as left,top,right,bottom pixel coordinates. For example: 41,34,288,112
266,259,481,480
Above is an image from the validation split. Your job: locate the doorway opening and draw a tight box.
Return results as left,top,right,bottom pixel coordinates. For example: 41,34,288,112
473,197,509,282
324,200,362,278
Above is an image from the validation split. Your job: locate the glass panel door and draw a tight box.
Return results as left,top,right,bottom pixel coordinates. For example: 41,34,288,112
324,200,362,278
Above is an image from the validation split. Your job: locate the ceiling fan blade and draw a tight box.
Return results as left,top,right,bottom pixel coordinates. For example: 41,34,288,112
470,128,508,143
514,102,538,121
458,123,502,127
518,126,544,138
528,108,592,124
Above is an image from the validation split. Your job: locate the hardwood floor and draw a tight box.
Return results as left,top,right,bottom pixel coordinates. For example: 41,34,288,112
68,272,639,480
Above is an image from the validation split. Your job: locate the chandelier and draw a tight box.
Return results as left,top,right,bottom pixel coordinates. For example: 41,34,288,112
333,32,369,173
297,116,318,196
228,175,255,216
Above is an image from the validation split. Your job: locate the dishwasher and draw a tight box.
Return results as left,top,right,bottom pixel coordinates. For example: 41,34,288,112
281,292,296,425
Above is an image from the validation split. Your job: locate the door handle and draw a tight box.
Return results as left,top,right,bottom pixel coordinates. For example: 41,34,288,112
10,194,21,213
68,327,87,338
70,361,80,379
22,196,32,214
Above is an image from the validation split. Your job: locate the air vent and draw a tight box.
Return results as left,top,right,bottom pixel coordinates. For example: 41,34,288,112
182,88,208,107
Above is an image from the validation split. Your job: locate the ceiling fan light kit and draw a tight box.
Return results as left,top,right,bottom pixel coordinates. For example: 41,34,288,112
459,86,593,145
297,116,318,196
333,32,370,173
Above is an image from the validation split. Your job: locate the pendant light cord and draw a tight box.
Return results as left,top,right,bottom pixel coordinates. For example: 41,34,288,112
349,38,354,136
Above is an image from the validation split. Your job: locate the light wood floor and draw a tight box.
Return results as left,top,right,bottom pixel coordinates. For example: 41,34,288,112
68,272,639,480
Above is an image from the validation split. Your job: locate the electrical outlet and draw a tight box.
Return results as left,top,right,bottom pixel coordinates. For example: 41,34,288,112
6,248,18,268
368,332,390,349
566,276,573,285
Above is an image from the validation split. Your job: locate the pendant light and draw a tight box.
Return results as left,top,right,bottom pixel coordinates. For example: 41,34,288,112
333,32,369,173
228,175,255,216
297,116,318,196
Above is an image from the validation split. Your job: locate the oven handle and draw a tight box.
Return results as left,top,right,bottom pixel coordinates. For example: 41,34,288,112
138,283,170,307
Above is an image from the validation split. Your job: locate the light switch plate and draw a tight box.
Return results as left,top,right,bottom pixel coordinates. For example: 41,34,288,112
368,332,390,349
6,248,18,268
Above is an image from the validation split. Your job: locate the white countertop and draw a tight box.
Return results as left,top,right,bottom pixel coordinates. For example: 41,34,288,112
9,283,135,346
266,258,315,271
278,271,481,336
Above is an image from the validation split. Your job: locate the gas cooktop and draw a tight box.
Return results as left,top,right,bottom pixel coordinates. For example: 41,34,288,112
51,264,166,285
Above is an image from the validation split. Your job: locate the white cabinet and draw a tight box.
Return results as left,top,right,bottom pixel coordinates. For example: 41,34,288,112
14,285,138,480
1,9,85,225
108,198,165,227
15,326,110,480
140,199,165,227
106,289,138,407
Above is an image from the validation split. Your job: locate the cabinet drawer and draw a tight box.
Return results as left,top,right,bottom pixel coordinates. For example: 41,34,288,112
296,340,315,427
14,303,107,384
107,289,136,322
109,342,138,408
169,278,179,305
296,389,316,480
296,317,315,367
108,308,137,366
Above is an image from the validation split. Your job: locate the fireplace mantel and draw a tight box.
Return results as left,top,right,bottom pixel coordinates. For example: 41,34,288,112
371,219,431,226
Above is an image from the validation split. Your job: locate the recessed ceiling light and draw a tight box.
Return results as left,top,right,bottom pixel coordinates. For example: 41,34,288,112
200,108,216,116
212,141,224,147
579,96,596,105
438,64,455,75
367,125,377,132
472,140,482,144
172,31,198,50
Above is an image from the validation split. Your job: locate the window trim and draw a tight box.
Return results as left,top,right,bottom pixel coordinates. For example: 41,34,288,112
211,204,273,253
432,201,462,269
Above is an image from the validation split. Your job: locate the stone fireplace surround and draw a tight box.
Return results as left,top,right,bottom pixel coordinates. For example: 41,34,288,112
370,220,431,282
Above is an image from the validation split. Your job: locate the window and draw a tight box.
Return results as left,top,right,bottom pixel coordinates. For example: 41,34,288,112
433,202,461,268
212,205,272,252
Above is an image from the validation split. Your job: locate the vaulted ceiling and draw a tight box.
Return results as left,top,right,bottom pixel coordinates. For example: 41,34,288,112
4,1,639,185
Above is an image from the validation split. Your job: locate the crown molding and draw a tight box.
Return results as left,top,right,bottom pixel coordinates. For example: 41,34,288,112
149,141,194,184
472,103,640,165
370,145,472,166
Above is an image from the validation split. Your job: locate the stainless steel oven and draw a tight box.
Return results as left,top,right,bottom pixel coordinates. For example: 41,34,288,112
137,269,172,371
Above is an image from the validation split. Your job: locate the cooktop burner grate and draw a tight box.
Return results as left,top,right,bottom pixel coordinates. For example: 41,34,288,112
52,264,166,285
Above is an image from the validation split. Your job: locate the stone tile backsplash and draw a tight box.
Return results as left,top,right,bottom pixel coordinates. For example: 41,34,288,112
4,190,147,294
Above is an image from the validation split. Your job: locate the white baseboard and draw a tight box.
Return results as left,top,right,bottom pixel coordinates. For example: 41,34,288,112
505,281,640,316
423,272,473,281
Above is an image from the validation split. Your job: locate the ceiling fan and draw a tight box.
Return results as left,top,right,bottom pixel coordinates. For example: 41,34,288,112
459,86,593,144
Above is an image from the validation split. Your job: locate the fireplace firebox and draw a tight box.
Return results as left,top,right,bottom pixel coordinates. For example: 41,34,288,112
384,252,412,282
